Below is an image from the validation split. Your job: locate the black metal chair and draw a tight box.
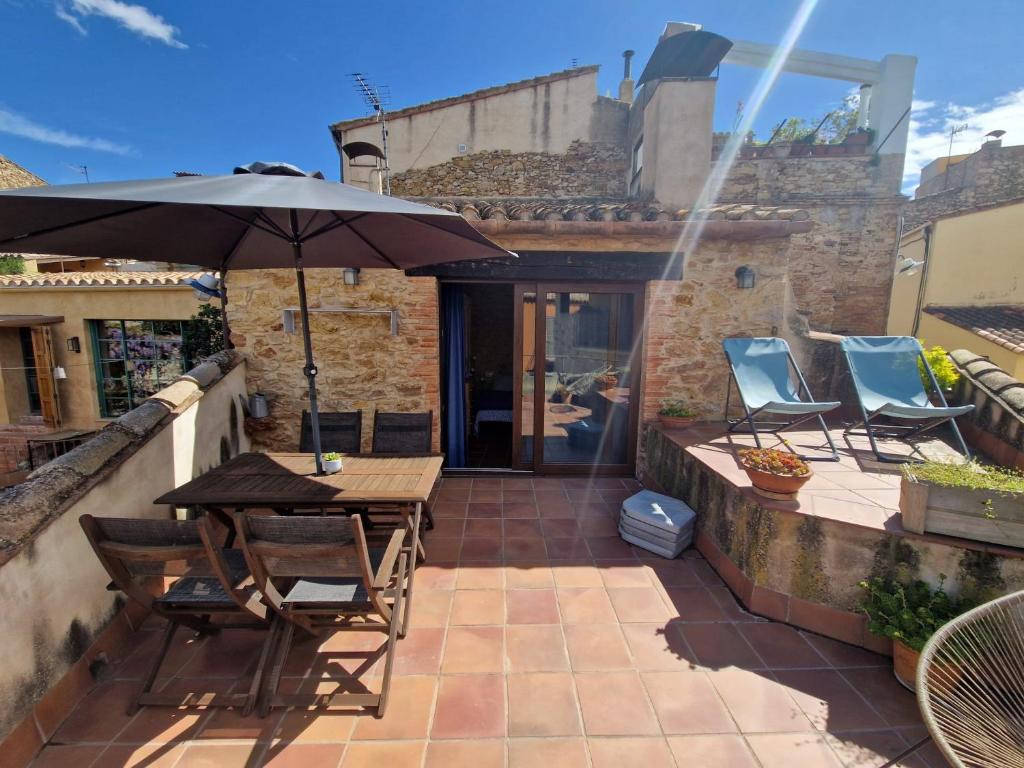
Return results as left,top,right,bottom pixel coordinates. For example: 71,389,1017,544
371,411,435,530
299,410,362,454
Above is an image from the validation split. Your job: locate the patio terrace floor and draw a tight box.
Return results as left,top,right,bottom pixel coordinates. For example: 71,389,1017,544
32,476,946,768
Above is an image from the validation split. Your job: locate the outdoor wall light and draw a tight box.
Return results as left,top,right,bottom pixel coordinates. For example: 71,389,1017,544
66,336,81,353
735,266,756,289
896,255,924,276
342,267,361,286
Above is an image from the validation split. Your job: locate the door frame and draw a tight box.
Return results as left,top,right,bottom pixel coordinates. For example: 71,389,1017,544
512,281,645,475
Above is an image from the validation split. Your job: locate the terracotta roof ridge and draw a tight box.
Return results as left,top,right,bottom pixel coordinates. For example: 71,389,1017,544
0,270,211,288
330,65,601,133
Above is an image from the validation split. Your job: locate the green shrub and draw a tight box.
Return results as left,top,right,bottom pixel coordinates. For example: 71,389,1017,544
904,461,1024,494
323,452,341,461
918,342,959,392
0,254,26,275
659,400,696,418
859,575,974,651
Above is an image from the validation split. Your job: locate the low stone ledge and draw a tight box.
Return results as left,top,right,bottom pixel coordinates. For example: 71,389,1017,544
950,349,1024,463
0,350,241,567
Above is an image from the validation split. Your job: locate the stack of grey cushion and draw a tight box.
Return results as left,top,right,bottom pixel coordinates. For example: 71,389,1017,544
618,490,696,559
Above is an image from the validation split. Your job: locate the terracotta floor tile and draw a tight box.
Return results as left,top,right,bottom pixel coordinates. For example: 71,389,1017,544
839,668,922,727
642,670,737,734
708,667,814,733
174,743,261,768
466,502,503,518
507,672,582,736
350,675,437,740
438,487,471,502
503,490,536,504
456,564,504,589
537,500,576,518
260,743,347,768
533,478,566,490
464,517,502,537
564,624,633,671
52,681,141,743
196,705,283,742
424,739,505,768
427,538,463,562
689,558,726,587
414,564,457,590
535,489,570,504
443,626,504,674
747,732,844,767
428,517,466,539
432,501,468,519
409,589,452,627
92,743,186,768
431,674,506,739
273,705,356,744
502,502,540,518
113,703,205,744
469,489,502,502
775,669,887,732
552,563,603,589
503,478,534,490
739,623,829,668
662,587,730,621
504,537,549,561
577,515,619,537
546,538,593,559
176,629,265,679
505,625,570,672
824,729,930,768
391,627,445,675
339,741,426,767
709,585,758,622
607,587,672,623
112,630,200,680
504,518,543,538
597,562,653,588
574,671,660,736
645,558,701,588
31,745,105,768
508,738,589,768
460,537,503,561
802,632,889,669
621,623,692,671
505,562,554,588
473,478,503,490
586,536,638,559
556,587,617,624
541,518,582,538
677,622,765,669
666,735,760,768
450,589,505,625
507,588,561,624
588,737,676,768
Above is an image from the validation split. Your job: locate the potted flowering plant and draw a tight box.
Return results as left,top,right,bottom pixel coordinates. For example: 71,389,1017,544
658,401,697,429
738,447,812,496
321,452,343,474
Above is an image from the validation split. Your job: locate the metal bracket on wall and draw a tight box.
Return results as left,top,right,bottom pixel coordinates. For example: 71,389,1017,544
281,306,399,336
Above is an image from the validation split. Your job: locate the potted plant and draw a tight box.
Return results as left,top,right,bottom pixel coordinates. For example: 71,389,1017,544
658,401,697,429
917,342,960,404
738,447,812,496
859,575,974,690
321,451,343,474
900,461,1024,547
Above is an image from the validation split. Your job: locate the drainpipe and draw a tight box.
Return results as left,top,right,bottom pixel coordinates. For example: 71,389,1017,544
910,223,933,336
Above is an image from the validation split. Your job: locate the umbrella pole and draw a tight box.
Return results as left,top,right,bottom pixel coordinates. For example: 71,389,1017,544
291,224,324,476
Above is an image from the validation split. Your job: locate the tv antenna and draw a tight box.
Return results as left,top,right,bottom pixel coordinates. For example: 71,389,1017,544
350,72,392,195
64,162,89,182
943,123,969,190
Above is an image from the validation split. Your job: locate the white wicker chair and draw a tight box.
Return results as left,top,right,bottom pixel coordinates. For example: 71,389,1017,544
910,589,1024,768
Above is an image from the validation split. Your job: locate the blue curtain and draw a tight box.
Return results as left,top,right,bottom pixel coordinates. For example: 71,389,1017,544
441,285,467,467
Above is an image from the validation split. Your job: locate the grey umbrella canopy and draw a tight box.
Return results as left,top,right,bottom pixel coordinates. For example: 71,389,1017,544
0,163,512,473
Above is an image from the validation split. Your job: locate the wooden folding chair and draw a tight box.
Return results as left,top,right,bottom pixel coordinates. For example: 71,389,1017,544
371,411,436,531
79,514,271,716
233,512,408,718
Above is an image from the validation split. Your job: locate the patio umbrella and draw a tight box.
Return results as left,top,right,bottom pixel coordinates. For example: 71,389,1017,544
0,162,511,474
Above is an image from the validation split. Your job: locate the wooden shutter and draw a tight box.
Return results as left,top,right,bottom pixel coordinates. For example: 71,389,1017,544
30,326,60,428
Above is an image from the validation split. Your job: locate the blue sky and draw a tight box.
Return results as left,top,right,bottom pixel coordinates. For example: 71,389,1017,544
1,0,1022,193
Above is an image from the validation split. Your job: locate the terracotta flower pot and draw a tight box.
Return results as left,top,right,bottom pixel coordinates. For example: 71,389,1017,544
658,415,696,429
741,465,812,496
892,639,920,691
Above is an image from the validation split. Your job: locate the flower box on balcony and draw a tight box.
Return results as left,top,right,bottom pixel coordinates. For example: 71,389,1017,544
899,463,1024,547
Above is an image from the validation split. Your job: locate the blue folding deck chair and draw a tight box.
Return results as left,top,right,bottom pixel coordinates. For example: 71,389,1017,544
839,336,973,463
722,337,841,461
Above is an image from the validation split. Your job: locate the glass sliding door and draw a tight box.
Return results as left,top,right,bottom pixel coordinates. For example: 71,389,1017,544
513,282,643,473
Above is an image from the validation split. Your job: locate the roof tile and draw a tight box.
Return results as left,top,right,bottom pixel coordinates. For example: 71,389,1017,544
0,271,211,289
924,305,1024,354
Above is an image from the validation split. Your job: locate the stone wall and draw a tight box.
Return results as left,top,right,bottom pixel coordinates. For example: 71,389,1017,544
226,269,441,452
906,143,1024,229
0,352,248,755
390,140,628,198
717,153,905,335
950,348,1024,470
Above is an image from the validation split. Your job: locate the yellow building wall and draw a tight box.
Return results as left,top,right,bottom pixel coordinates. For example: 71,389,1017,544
917,313,1024,379
0,286,202,429
886,229,926,335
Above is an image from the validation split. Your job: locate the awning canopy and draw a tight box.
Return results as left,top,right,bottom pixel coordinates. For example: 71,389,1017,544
0,314,64,327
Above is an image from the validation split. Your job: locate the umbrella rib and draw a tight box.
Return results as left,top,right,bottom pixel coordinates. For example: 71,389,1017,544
207,206,287,241
254,210,292,240
0,202,161,247
341,217,401,269
220,209,263,273
300,212,370,244
297,209,321,239
395,213,513,256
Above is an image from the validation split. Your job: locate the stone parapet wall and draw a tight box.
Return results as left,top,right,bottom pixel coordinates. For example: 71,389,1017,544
390,140,628,198
226,269,442,453
0,352,249,754
950,348,1024,470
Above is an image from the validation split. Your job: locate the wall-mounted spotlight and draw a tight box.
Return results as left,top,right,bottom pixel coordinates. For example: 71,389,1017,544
342,267,361,286
896,255,923,276
188,273,222,303
66,336,81,353
735,266,756,290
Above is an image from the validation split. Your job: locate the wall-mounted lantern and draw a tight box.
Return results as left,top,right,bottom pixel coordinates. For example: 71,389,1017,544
735,266,756,290
342,267,361,286
66,336,81,353
54,366,68,380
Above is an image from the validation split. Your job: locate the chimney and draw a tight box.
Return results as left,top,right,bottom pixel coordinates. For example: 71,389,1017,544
619,49,635,104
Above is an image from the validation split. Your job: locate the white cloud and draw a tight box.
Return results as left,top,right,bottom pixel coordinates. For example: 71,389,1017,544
904,88,1024,194
0,107,134,155
56,0,186,48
